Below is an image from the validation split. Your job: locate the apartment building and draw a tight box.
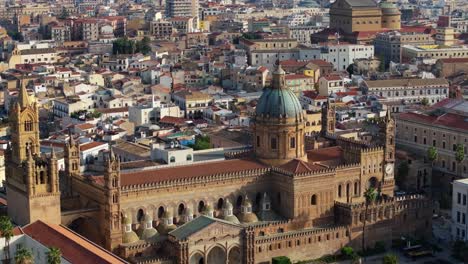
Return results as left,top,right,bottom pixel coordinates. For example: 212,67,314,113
320,44,374,71
150,20,173,39
172,90,212,119
318,75,344,96
396,99,468,205
453,179,468,241
374,31,434,64
285,74,314,94
362,78,449,104
401,45,468,63
165,0,199,18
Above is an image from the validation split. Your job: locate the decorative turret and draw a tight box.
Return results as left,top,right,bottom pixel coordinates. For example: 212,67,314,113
257,193,280,221
222,199,240,224
321,98,336,135
380,0,401,30
136,213,158,240
157,211,177,234
238,195,258,223
202,204,214,217
122,216,139,244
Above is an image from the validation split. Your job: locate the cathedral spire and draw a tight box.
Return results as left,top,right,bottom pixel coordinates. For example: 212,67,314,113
18,78,31,108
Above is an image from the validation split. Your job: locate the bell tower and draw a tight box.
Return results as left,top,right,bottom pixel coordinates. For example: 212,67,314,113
63,131,80,196
6,84,61,225
103,149,123,251
381,109,395,196
321,99,336,135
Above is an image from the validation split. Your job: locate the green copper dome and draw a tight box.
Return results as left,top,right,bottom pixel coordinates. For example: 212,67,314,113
380,1,400,14
299,0,319,7
256,88,303,119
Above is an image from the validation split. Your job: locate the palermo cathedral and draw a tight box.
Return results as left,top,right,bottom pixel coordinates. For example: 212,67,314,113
5,63,431,264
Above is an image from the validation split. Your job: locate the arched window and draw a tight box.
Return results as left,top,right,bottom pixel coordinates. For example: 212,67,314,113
217,198,224,210
198,201,205,213
354,182,358,195
311,194,317,205
39,171,45,184
170,156,175,163
157,206,164,218
236,195,243,207
137,209,144,222
186,154,192,161
178,203,185,216
338,185,342,197
277,193,281,205
24,120,33,132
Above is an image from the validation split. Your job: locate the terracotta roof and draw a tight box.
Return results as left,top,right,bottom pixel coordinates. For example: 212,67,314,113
75,123,95,130
364,78,449,88
97,107,129,114
285,74,312,80
120,159,267,186
279,159,324,174
80,141,106,151
438,58,468,63
159,116,187,125
397,112,468,132
309,59,333,67
23,220,127,264
307,146,344,162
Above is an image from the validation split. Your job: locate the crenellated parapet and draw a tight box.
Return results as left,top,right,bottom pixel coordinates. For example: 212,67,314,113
122,167,270,192
224,149,254,159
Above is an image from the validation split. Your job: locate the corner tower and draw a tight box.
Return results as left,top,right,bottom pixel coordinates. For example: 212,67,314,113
254,63,306,166
5,85,61,225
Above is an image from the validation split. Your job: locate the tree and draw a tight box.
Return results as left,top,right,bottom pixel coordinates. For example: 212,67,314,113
427,146,438,164
382,254,398,264
341,246,358,260
58,7,69,19
47,247,62,264
188,135,211,150
0,216,14,262
137,36,151,55
362,188,377,251
15,245,33,264
455,144,465,164
421,97,429,106
272,256,291,264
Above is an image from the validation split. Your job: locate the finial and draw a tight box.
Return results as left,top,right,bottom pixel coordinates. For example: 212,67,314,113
18,77,31,108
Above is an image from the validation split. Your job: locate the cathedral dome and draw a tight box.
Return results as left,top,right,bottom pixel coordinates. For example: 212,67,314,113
256,87,303,120
380,1,400,14
298,0,319,7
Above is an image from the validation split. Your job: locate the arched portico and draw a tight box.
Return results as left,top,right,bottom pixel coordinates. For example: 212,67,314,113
207,246,226,264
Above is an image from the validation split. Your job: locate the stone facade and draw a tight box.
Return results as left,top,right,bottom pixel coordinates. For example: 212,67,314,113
5,65,432,264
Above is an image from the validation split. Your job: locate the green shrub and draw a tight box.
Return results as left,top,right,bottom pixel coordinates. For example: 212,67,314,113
272,256,292,264
341,246,355,259
319,255,336,263
375,241,386,253
382,254,398,264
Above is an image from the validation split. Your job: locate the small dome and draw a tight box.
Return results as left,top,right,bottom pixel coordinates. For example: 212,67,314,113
260,193,271,204
242,196,253,207
139,227,158,240
223,214,240,224
238,212,259,223
380,1,400,14
142,213,153,222
123,215,132,225
255,87,303,120
123,230,140,244
298,0,319,7
203,204,214,213
162,210,173,219
223,199,234,210
157,223,176,234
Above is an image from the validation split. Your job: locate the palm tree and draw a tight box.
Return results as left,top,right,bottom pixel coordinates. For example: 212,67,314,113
362,187,377,252
0,216,14,263
14,245,33,264
46,247,61,264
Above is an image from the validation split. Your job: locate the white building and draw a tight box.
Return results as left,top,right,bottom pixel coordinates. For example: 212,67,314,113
320,44,374,71
452,179,468,241
318,75,345,96
150,142,194,164
362,78,449,105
